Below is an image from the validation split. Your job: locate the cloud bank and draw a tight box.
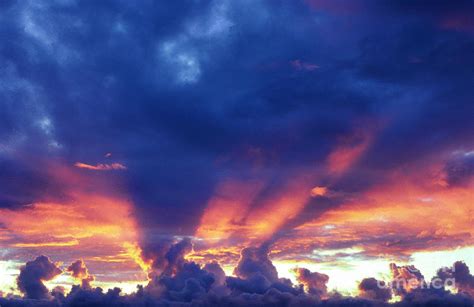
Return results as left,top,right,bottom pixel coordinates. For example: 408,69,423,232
2,240,473,306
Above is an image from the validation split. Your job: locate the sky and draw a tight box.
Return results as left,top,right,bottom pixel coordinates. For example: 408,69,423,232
0,0,473,306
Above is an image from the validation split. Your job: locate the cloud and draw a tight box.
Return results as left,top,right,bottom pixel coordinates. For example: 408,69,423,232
436,261,474,296
203,261,226,287
142,237,193,278
358,277,392,302
2,244,474,306
0,188,144,289
444,151,474,187
74,162,126,171
310,186,328,197
389,263,425,297
144,239,222,301
66,260,95,289
162,238,194,277
293,267,329,297
4,0,472,255
233,245,278,282
17,255,62,299
1,0,474,303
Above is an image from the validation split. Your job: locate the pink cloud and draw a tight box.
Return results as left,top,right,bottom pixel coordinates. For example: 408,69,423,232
74,162,127,171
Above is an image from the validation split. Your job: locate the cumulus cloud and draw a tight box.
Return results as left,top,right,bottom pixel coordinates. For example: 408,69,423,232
17,255,62,300
293,267,329,297
436,261,474,296
66,259,95,289
226,273,273,295
163,238,193,276
142,237,193,278
233,245,278,282
143,238,217,301
203,261,226,287
3,245,474,306
358,277,392,302
389,263,425,297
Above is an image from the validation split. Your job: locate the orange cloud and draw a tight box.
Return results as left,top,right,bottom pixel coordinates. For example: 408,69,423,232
74,162,126,171
0,195,148,285
186,245,243,270
195,122,380,254
0,161,147,287
274,172,474,261
1,197,132,240
311,186,328,197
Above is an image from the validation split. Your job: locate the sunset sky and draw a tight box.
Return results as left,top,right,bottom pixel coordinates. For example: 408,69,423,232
0,0,473,306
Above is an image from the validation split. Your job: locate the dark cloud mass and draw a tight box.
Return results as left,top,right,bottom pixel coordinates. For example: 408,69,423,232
1,0,472,236
358,278,392,302
233,246,279,282
436,261,474,296
2,241,474,306
16,255,62,300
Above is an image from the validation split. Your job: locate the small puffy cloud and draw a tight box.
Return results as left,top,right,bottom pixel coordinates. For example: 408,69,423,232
66,260,88,280
293,267,329,297
67,259,95,289
310,186,328,197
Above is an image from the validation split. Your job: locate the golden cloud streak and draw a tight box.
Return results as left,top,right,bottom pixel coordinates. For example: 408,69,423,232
13,239,80,248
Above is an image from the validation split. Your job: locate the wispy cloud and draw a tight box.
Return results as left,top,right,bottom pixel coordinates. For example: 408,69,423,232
74,162,127,171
